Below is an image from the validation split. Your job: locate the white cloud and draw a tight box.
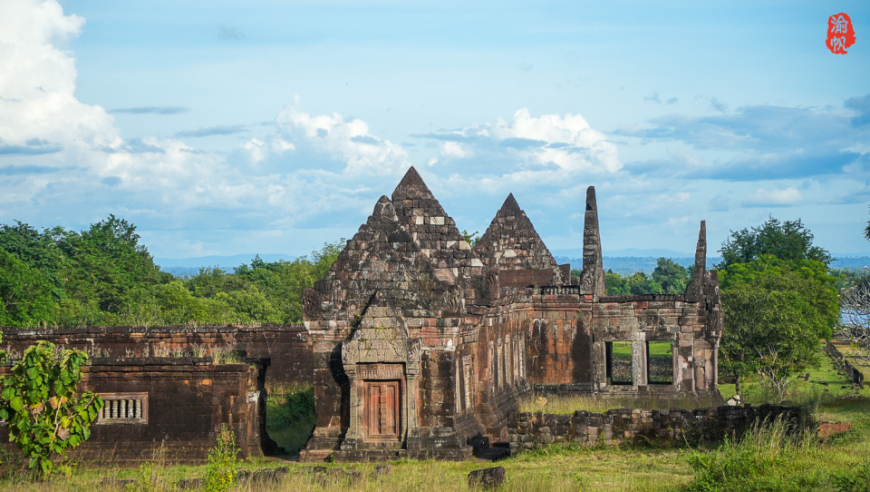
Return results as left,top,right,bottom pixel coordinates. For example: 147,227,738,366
420,108,621,191
0,0,409,239
742,187,803,207
492,108,621,174
275,104,410,175
243,138,267,163
440,141,471,158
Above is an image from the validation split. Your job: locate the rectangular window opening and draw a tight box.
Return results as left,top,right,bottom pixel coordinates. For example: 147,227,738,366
647,341,674,385
96,393,148,424
606,341,632,385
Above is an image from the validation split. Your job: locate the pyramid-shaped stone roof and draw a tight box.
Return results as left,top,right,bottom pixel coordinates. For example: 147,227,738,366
473,193,563,285
391,167,482,274
305,194,463,323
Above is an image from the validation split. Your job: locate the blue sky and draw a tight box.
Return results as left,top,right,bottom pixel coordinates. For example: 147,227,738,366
1,1,869,260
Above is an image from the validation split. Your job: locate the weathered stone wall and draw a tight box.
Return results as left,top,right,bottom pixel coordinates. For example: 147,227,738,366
0,325,313,388
527,287,586,385
586,294,716,395
825,341,865,388
0,357,267,464
507,404,804,453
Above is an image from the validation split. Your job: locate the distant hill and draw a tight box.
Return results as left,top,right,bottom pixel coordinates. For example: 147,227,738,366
155,253,296,277
553,254,870,275
554,256,721,275
830,256,870,270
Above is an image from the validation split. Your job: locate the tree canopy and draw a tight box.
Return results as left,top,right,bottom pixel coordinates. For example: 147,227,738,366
716,216,838,401
0,216,344,327
717,216,831,269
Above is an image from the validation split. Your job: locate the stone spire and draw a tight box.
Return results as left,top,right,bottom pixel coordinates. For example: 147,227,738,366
579,186,605,299
685,220,707,302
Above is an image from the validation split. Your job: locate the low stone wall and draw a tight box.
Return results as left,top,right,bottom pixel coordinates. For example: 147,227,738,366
825,341,865,389
507,404,803,454
1,357,270,464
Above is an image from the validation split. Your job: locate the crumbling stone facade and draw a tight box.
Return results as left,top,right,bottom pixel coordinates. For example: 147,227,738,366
0,357,268,464
296,167,722,461
0,166,722,463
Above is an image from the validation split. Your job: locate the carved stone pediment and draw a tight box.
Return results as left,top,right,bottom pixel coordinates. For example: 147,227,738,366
342,314,422,376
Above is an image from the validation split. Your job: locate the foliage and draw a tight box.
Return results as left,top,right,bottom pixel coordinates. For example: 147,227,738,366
461,230,480,248
719,255,838,340
204,425,239,492
830,461,870,492
865,205,870,243
716,215,831,269
600,258,691,295
684,417,817,492
0,249,57,328
0,341,103,478
715,217,839,402
719,273,822,402
187,241,343,324
830,267,870,291
266,385,315,454
0,214,344,326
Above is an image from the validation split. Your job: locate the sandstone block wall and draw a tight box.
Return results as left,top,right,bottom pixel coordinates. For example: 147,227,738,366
0,357,267,464
507,404,803,453
0,324,313,388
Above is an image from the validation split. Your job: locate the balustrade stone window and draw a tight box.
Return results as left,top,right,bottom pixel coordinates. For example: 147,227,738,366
96,393,148,424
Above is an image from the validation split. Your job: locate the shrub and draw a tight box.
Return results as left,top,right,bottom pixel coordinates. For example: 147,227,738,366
204,425,239,492
0,341,103,478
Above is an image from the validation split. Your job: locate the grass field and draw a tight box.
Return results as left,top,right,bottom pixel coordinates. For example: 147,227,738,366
2,342,870,491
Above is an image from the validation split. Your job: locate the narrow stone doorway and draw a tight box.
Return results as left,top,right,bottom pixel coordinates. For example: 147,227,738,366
364,380,401,441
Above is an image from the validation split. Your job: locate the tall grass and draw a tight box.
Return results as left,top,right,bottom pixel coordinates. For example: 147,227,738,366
684,415,822,491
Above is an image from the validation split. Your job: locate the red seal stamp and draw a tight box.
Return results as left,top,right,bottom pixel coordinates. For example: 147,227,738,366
827,13,856,54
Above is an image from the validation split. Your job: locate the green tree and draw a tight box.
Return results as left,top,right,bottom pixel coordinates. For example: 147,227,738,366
0,249,57,327
719,255,838,340
651,258,690,294
0,221,66,298
865,205,870,242
605,270,629,295
719,276,820,402
717,216,831,269
461,230,480,248
0,341,103,478
57,215,168,318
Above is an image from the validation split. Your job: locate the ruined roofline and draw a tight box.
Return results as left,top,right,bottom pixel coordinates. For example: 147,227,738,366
474,193,555,255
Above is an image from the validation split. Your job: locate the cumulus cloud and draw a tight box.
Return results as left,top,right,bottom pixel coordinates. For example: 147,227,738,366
0,0,401,245
416,108,621,186
274,104,411,175
742,187,802,207
617,102,870,181
440,141,470,158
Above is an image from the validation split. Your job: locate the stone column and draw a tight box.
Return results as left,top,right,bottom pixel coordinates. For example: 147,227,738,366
341,367,362,449
632,340,646,386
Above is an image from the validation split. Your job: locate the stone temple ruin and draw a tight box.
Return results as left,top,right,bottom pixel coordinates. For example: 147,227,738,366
0,166,722,462
298,166,722,461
